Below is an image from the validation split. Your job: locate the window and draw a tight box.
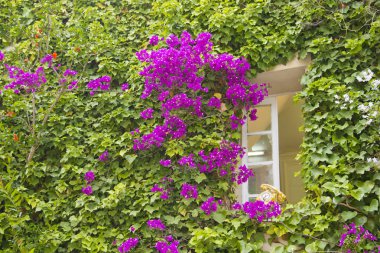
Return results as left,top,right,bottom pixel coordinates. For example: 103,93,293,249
239,55,310,204
241,95,305,203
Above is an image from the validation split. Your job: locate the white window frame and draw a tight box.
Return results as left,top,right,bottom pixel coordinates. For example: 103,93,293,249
241,96,280,203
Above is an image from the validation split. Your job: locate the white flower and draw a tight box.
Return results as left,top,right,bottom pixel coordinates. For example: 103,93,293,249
368,102,373,107
334,95,340,99
358,104,368,112
357,76,364,82
343,94,350,102
372,111,378,117
362,69,374,82
366,119,373,125
372,79,379,89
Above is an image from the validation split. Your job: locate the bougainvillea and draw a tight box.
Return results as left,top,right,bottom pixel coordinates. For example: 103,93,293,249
118,238,139,253
338,223,378,253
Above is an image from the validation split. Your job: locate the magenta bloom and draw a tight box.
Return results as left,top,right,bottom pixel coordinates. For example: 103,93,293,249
140,108,154,119
87,75,111,95
118,238,139,253
160,191,169,200
40,54,53,65
200,197,218,215
155,240,179,253
242,200,281,222
147,219,166,230
121,83,129,91
0,51,4,61
129,226,135,233
149,35,159,46
159,159,171,167
82,185,93,195
207,97,221,108
99,150,109,162
232,202,242,210
151,184,163,192
180,183,198,199
84,171,95,183
63,69,77,76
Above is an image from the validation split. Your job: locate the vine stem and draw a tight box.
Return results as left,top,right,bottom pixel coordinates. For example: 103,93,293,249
26,86,66,164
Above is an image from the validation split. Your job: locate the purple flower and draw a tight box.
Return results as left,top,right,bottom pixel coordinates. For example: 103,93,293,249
160,191,169,200
63,69,77,77
0,51,4,61
178,154,195,168
165,235,173,242
242,200,281,222
232,202,242,210
4,65,46,93
68,80,78,90
99,150,109,162
140,108,154,119
151,184,163,192
82,185,93,195
118,238,139,253
84,171,95,183
236,165,254,184
207,97,221,108
230,114,245,130
121,83,129,91
149,35,159,46
40,54,53,65
147,219,166,230
87,75,111,95
200,197,218,215
129,226,135,233
249,109,257,121
155,240,179,253
180,183,198,199
160,159,171,167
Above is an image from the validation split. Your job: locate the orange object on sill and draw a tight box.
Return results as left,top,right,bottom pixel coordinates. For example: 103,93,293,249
52,52,58,59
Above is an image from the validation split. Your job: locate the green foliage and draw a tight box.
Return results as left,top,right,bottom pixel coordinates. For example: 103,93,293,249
1,0,379,252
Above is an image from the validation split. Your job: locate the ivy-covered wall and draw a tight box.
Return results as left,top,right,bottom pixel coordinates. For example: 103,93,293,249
0,0,379,252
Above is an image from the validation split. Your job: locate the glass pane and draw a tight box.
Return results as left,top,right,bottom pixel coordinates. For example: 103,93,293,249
247,135,273,163
247,105,271,132
248,165,273,194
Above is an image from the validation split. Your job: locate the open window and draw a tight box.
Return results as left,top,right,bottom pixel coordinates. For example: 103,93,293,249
239,55,310,204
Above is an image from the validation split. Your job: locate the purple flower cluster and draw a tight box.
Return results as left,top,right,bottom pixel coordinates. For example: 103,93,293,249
197,141,245,178
84,171,95,183
147,219,166,230
160,159,171,167
82,170,95,195
200,197,220,215
140,108,154,119
230,114,245,130
235,165,254,184
121,83,129,91
339,223,377,248
161,93,203,118
137,31,210,100
0,50,4,61
133,116,186,150
178,154,196,168
81,185,93,195
207,97,221,108
118,238,139,253
87,76,111,96
155,239,179,253
151,177,173,200
4,65,46,93
99,150,109,162
63,69,78,77
180,183,198,199
149,35,160,46
40,54,53,66
242,200,281,222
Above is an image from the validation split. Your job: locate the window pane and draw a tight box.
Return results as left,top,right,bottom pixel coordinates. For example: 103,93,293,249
247,105,271,132
247,135,273,163
248,165,273,194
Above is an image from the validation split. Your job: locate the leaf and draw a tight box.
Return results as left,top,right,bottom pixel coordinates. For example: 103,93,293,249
125,154,137,164
363,199,378,212
341,211,357,221
211,212,225,224
195,173,207,183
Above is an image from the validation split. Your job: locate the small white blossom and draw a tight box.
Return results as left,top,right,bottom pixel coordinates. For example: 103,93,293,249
366,119,373,125
343,94,350,102
367,157,379,163
372,79,379,89
358,104,369,112
334,95,340,99
372,111,378,117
